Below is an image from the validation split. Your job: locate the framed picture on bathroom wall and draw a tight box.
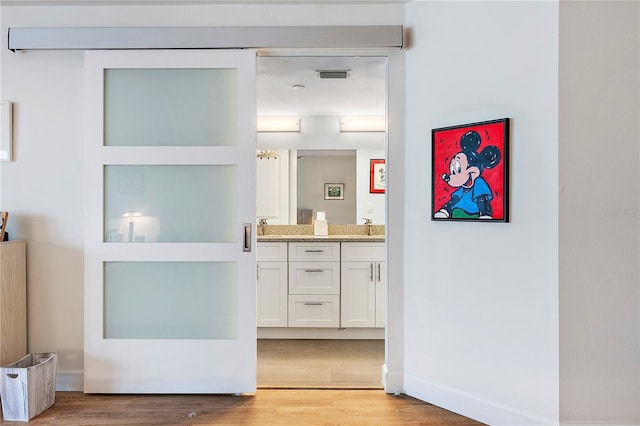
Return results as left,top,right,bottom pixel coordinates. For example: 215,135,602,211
370,159,386,194
324,183,344,200
431,118,510,222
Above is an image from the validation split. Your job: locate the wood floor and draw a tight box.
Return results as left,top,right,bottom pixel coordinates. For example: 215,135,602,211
10,390,485,425
1,339,484,425
257,339,384,389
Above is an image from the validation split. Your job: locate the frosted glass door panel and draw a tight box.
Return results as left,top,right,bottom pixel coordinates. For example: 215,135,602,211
85,49,256,394
104,261,236,339
104,69,237,146
104,165,236,243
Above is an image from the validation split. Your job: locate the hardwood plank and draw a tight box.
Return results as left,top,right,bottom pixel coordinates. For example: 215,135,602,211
11,390,485,425
257,339,385,389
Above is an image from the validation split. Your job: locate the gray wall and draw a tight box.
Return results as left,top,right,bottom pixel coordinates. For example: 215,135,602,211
297,154,356,225
559,1,640,423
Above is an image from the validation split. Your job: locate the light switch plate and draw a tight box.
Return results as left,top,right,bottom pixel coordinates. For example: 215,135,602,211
0,102,13,162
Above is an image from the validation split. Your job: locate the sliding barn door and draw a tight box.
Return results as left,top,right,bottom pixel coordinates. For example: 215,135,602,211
84,50,256,393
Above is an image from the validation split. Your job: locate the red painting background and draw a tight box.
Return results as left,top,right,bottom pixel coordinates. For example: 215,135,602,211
432,120,507,220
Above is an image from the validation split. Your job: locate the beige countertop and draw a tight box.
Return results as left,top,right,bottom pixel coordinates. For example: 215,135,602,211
256,224,385,243
257,234,385,243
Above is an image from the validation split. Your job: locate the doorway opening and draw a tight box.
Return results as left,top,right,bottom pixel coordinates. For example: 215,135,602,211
255,55,388,389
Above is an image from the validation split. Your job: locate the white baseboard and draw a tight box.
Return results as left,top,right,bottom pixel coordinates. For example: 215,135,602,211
404,373,556,426
257,327,384,339
56,369,83,391
561,422,640,426
382,363,404,394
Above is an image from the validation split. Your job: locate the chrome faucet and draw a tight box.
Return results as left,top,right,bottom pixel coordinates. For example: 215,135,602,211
257,218,268,236
362,218,373,235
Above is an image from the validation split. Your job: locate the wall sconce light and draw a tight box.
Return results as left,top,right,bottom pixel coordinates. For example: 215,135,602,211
257,116,300,132
339,116,386,132
122,211,143,242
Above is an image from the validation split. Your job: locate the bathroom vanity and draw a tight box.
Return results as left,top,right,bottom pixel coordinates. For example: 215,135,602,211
257,230,385,339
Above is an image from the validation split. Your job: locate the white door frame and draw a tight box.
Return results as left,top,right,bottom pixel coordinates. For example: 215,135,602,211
257,48,404,394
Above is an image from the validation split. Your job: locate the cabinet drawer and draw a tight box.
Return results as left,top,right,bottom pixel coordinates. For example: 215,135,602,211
257,242,288,262
289,261,340,294
341,242,385,262
288,295,340,328
288,242,340,261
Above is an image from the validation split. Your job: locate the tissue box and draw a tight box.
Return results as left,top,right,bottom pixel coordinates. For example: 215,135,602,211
314,220,328,236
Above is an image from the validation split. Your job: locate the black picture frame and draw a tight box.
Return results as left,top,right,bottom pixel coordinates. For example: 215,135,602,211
431,118,510,222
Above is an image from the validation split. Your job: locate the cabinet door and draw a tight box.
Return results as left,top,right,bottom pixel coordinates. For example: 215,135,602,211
375,261,386,328
341,261,376,328
257,262,288,327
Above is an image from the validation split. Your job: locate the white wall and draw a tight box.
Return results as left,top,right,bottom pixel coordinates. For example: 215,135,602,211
404,2,560,424
5,2,637,425
0,3,404,390
559,1,640,424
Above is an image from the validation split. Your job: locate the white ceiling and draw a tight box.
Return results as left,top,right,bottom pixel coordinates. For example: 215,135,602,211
256,56,386,117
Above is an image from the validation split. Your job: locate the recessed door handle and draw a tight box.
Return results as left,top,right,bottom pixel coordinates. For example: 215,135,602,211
304,302,323,306
304,269,324,273
243,223,252,252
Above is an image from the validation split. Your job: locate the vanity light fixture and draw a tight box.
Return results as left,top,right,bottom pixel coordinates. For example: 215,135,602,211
257,116,300,132
339,116,386,132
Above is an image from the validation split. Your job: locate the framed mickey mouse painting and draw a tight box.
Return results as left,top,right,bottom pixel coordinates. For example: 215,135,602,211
431,118,510,222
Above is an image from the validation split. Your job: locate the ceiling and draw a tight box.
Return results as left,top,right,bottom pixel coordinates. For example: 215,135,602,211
256,56,386,117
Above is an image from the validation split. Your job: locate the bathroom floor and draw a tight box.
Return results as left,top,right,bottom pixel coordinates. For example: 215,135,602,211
257,339,385,389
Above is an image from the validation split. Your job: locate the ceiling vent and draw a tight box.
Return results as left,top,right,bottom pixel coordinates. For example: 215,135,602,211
316,70,351,79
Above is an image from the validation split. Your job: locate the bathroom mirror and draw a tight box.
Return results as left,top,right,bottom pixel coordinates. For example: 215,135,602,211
256,56,387,225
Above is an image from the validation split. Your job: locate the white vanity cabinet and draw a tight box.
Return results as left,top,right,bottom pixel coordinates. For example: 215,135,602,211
257,242,288,327
288,242,340,327
340,242,386,328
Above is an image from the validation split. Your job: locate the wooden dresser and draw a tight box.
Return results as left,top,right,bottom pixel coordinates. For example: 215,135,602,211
0,241,26,366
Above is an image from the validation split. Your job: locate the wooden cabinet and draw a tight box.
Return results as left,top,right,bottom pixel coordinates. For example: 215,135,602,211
288,242,340,328
257,242,288,327
341,242,386,328
0,241,27,365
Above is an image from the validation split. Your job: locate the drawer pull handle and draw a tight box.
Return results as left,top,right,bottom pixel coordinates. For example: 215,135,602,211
304,269,324,273
304,302,324,306
304,249,324,253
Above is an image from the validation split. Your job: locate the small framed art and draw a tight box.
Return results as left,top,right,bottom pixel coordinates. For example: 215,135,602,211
324,183,344,200
431,118,509,222
370,159,386,194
